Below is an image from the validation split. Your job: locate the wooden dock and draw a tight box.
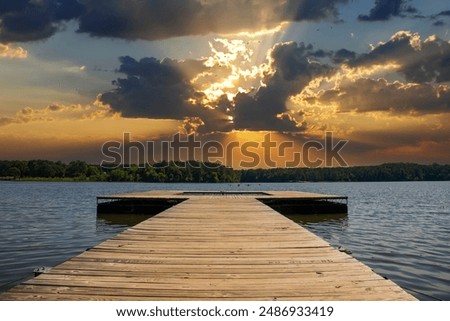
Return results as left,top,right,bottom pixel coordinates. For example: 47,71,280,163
0,191,416,301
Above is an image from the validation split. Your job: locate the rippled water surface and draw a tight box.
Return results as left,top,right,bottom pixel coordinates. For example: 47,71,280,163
0,181,449,300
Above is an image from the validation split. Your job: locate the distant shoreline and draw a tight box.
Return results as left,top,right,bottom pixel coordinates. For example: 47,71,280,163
1,160,449,183
2,179,450,183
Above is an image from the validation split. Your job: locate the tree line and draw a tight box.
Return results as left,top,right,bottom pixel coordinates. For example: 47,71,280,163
0,160,449,182
0,160,240,183
240,163,450,182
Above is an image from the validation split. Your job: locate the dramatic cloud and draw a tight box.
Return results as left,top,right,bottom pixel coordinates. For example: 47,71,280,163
349,31,450,83
233,42,332,131
99,56,233,133
100,41,336,133
358,0,417,21
0,0,85,43
100,56,207,119
1,0,348,43
317,78,450,114
78,0,348,41
101,31,450,134
0,43,27,58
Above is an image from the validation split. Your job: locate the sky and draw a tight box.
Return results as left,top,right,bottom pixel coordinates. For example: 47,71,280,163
0,0,449,168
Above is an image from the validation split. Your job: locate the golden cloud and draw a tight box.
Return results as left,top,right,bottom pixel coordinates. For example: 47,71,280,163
0,102,115,127
194,38,268,103
0,43,27,59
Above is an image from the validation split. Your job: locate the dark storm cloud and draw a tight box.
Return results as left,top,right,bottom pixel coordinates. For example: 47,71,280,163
0,0,85,42
300,47,357,64
77,0,348,41
349,32,450,83
431,10,450,18
100,56,206,119
332,48,356,63
232,92,304,132
1,0,349,43
358,0,417,21
76,0,202,40
233,42,333,132
430,10,450,26
317,78,450,114
433,20,445,27
100,56,233,133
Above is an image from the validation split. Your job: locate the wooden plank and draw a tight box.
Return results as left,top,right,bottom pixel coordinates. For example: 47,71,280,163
1,286,410,301
52,261,375,274
0,192,415,301
44,269,375,279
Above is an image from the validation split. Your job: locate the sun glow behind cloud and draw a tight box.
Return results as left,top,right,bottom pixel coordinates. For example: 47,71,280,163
193,38,267,103
190,22,292,104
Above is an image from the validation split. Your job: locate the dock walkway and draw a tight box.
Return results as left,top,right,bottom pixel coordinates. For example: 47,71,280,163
1,191,416,300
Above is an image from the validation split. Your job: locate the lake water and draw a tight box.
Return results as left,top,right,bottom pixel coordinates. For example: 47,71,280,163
0,181,449,300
